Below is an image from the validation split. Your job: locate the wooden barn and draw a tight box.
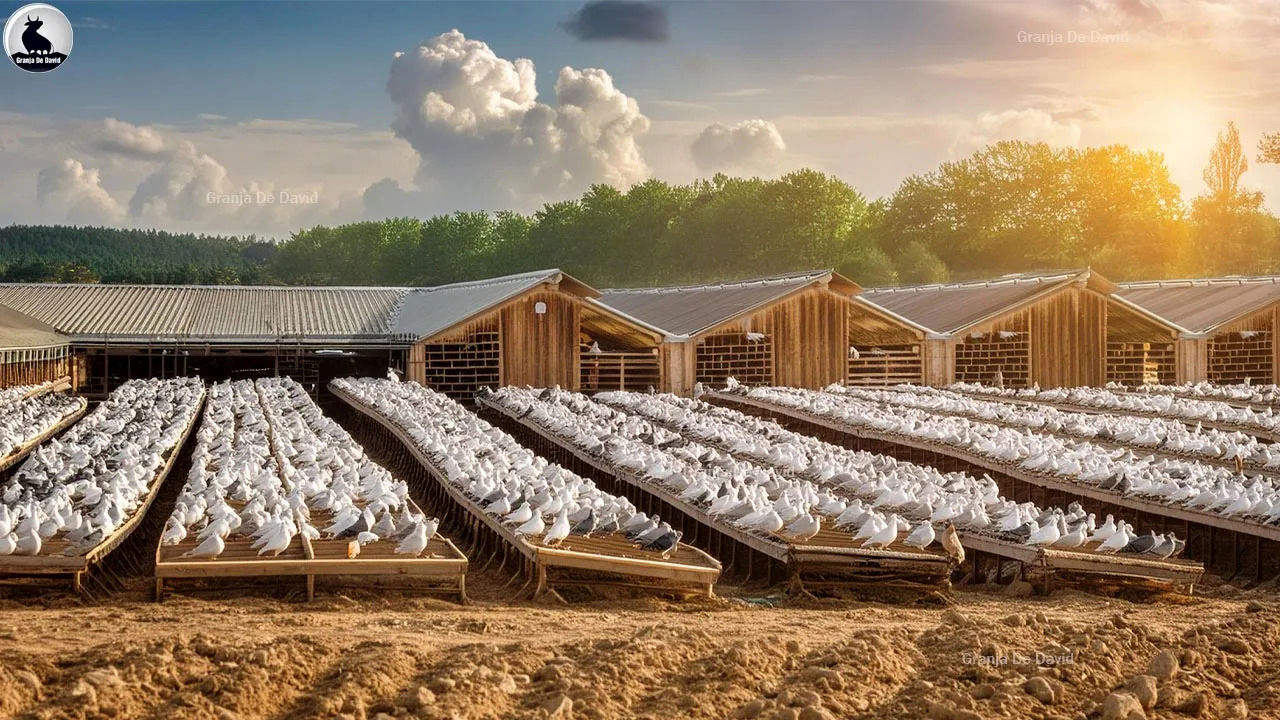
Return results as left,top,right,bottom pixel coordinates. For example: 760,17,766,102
857,269,1139,389
0,303,70,389
397,269,662,396
1117,276,1280,385
596,270,874,396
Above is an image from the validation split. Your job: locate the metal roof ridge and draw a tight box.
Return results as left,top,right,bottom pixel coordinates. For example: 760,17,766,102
1118,275,1280,289
863,269,1083,295
600,268,832,295
406,268,561,294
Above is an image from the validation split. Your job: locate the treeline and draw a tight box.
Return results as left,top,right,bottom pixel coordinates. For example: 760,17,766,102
4,132,1278,288
0,226,275,284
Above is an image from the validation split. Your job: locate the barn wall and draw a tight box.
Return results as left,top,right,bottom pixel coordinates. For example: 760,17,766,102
0,346,69,389
1029,286,1107,388
692,285,851,391
1207,307,1276,384
770,287,848,388
955,312,1031,388
499,289,580,389
407,315,500,398
1105,298,1177,386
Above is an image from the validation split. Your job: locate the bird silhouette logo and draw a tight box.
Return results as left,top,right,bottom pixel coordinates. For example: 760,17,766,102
4,3,73,73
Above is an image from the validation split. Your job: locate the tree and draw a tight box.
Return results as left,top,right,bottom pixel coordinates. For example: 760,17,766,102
1190,122,1272,274
1259,132,1280,164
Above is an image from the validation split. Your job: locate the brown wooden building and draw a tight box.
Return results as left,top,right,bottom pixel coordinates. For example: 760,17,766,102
397,270,662,396
1117,277,1280,385
857,269,1167,389
0,303,70,389
596,270,895,395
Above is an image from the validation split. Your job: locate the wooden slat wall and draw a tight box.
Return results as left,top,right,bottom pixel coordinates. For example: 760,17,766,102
1208,306,1275,384
580,351,661,392
1029,286,1107,388
770,287,849,388
500,289,580,389
956,312,1031,388
0,347,69,389
847,344,923,386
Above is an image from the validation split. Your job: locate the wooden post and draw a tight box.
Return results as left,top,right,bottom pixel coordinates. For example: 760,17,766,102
1176,336,1208,384
922,336,954,387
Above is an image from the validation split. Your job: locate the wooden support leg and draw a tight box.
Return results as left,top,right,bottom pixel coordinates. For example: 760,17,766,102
306,574,315,602
155,577,164,602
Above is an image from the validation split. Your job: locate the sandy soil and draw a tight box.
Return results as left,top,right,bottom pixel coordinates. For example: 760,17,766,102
0,570,1275,720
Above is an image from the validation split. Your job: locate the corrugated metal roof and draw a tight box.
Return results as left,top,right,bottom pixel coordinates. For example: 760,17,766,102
0,269,599,345
0,303,67,350
392,269,589,339
596,270,851,338
1117,276,1280,334
859,270,1089,335
0,283,407,343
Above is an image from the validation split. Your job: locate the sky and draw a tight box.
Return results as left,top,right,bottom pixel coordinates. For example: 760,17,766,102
1,0,1278,236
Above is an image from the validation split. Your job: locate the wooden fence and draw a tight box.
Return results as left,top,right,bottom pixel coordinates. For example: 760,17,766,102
580,351,661,393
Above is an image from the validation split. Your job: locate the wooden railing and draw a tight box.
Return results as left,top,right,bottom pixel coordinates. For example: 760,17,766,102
847,345,922,386
580,351,661,393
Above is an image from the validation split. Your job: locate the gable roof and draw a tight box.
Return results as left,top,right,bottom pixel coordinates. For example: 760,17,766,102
595,270,861,339
392,269,597,339
858,269,1112,336
0,303,67,350
0,269,598,345
1116,276,1280,335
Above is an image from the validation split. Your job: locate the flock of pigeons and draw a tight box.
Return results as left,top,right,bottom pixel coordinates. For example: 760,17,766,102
162,378,439,559
835,384,1277,472
953,382,1280,436
489,386,948,554
1120,380,1280,410
597,390,1179,558
0,379,204,557
0,381,55,406
332,378,678,555
739,385,1280,530
0,391,84,466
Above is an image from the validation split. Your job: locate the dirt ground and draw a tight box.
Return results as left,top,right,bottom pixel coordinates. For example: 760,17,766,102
0,568,1275,720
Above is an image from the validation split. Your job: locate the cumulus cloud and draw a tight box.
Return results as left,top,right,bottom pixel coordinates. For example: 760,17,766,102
36,159,126,225
957,109,1082,151
690,119,787,174
92,117,170,160
562,1,668,42
31,118,342,233
381,29,650,212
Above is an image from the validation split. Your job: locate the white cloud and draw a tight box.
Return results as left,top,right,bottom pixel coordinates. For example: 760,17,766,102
955,109,1083,152
715,87,770,98
380,28,651,213
36,159,125,226
690,119,787,174
92,117,170,160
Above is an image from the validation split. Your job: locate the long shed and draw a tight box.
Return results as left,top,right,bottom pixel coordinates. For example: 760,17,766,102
858,269,1145,389
0,270,660,399
0,303,70,389
596,270,887,395
1117,276,1280,385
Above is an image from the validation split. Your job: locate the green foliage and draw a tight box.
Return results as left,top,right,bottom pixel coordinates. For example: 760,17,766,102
0,225,274,284
3,139,1278,288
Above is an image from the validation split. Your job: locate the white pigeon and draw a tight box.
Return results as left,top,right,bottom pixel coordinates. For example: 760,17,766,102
515,512,546,537
903,521,935,549
544,509,571,545
396,521,430,556
185,532,225,559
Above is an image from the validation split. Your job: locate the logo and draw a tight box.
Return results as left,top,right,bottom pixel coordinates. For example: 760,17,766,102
4,3,72,72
